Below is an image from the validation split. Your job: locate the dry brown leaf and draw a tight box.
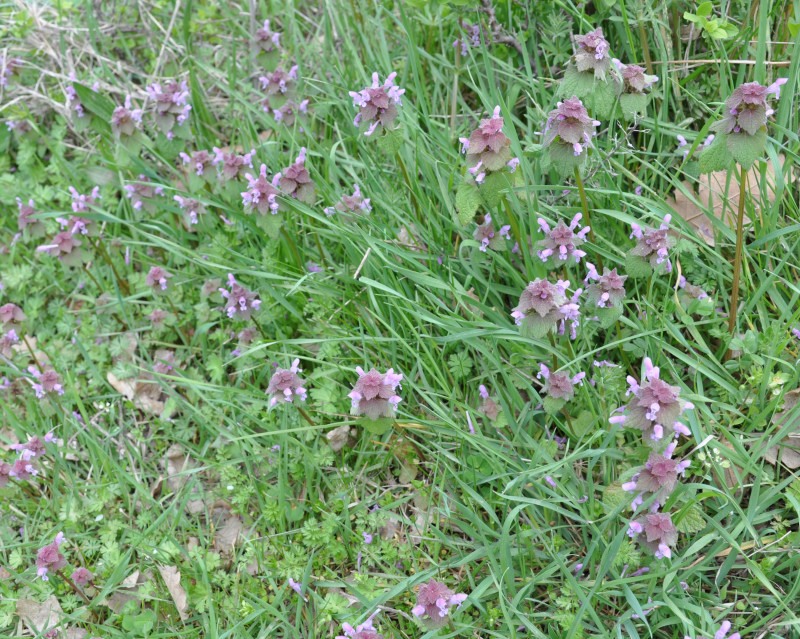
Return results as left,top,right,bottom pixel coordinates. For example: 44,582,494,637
103,570,150,613
65,628,88,639
667,158,784,246
107,371,165,415
17,596,63,634
763,389,800,469
165,444,195,492
214,514,243,555
158,565,189,621
326,425,354,452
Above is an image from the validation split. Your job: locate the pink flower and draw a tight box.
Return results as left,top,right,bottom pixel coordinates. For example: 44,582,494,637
71,567,93,586
350,72,405,136
146,80,191,137
622,443,690,510
266,359,307,408
219,274,261,320
145,266,173,292
629,215,674,273
111,96,143,137
179,149,214,177
0,461,11,487
254,19,281,53
242,164,281,215
613,60,658,94
37,231,84,266
462,106,517,182
212,147,255,181
573,27,612,78
29,367,65,399
324,185,371,218
174,195,206,227
69,186,100,213
278,148,315,203
36,532,67,580
537,364,586,402
259,66,298,96
336,615,383,639
10,458,38,481
713,79,786,136
0,303,25,327
542,97,600,157
610,357,694,444
266,98,309,125
411,579,467,627
537,213,590,262
474,214,511,252
627,512,678,559
124,175,164,212
584,264,627,309
17,198,45,236
349,367,403,420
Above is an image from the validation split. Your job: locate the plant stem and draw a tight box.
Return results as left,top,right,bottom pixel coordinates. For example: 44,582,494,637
298,406,315,426
58,569,91,605
94,238,130,296
573,166,601,270
727,165,748,338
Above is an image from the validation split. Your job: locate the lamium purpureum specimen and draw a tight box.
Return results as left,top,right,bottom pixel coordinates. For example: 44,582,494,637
537,363,586,414
512,279,582,340
559,27,621,119
541,97,600,176
349,366,403,434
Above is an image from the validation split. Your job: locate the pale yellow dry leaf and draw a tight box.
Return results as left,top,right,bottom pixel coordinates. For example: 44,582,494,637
158,565,189,621
165,444,194,491
16,596,63,634
214,514,243,556
326,425,353,452
667,157,784,246
763,388,800,469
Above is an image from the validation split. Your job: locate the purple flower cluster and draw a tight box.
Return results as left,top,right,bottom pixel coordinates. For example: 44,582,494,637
17,198,45,236
111,96,143,138
459,106,519,184
0,432,58,488
453,21,482,56
622,442,690,510
349,367,403,420
0,302,25,328
36,532,66,580
411,579,467,627
179,149,214,178
266,359,307,408
350,72,405,136
254,19,281,54
537,214,590,262
573,27,612,78
219,274,261,320
542,97,600,157
145,266,172,292
627,512,678,559
146,80,191,138
242,165,281,215
278,147,315,203
336,616,383,639
125,175,164,212
212,147,255,182
474,214,511,252
69,186,100,213
629,215,673,273
614,60,658,94
584,264,627,309
29,366,65,399
610,357,694,444
537,364,586,403
260,66,298,97
37,231,84,266
324,185,371,218
712,79,786,137
512,279,582,339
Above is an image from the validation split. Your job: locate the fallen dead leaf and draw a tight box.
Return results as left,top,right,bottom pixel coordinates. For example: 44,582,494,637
165,444,195,492
326,425,354,452
667,157,785,246
763,388,800,469
214,513,243,556
158,565,189,621
16,596,63,635
103,570,150,613
107,371,165,415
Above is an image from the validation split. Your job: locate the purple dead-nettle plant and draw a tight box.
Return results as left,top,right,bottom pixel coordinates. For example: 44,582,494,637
537,214,590,262
254,19,282,54
460,106,518,184
573,27,612,79
259,66,298,96
266,359,308,408
453,20,482,56
219,274,261,320
29,367,65,399
627,512,678,559
179,149,214,177
614,60,658,95
267,98,309,126
349,367,403,420
278,147,316,204
350,72,405,136
125,175,164,212
64,81,87,118
146,80,191,138
324,185,372,218
36,532,66,580
684,620,742,639
10,434,55,460
242,164,281,215
174,196,206,227
557,288,583,340
537,364,586,413
10,458,38,481
412,579,468,628
1,54,23,87
584,263,627,309
0,462,11,487
474,214,511,252
57,214,94,236
512,278,572,339
628,214,674,275
145,266,173,292
71,567,93,587
37,232,84,266
17,198,45,236
0,303,25,328
609,357,694,445
711,79,786,139
111,96,143,138
0,329,19,358
336,614,383,639
622,442,690,510
678,276,709,301
212,147,255,181
69,186,100,213
542,97,600,159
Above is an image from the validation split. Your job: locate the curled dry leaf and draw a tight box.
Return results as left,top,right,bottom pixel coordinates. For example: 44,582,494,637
326,424,354,452
667,157,785,246
158,565,189,621
107,371,165,415
763,388,800,469
214,513,243,556
16,596,63,635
